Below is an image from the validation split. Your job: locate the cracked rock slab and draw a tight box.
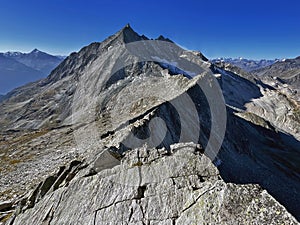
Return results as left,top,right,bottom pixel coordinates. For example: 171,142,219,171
11,144,298,225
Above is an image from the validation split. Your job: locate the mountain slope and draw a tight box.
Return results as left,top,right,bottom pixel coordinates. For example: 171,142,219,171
253,56,300,92
0,25,299,224
212,59,300,141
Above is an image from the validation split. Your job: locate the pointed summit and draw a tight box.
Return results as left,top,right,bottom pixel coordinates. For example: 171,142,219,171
100,24,148,48
31,48,41,54
156,35,173,43
115,24,145,43
28,48,54,59
119,23,135,34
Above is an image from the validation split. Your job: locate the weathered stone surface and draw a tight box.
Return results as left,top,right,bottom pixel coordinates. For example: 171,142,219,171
10,144,298,225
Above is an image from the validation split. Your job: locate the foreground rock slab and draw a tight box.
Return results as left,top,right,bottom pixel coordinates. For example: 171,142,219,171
8,144,298,225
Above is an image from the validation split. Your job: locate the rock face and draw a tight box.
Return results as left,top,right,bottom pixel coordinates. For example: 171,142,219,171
252,57,300,108
253,56,300,90
0,25,299,224
8,144,299,225
211,55,300,131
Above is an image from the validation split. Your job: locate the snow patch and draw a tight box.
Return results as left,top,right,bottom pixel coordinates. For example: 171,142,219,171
151,56,196,77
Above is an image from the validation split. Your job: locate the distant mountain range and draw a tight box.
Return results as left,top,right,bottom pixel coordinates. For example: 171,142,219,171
0,47,292,95
211,57,285,72
0,49,65,94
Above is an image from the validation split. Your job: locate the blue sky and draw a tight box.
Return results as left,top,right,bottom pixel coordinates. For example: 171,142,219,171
0,0,299,59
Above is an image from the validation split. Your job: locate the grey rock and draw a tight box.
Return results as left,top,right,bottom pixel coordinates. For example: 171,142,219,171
11,144,298,225
212,60,300,140
253,56,300,103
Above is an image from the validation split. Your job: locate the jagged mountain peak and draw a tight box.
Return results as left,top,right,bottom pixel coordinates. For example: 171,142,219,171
156,35,174,43
124,23,131,29
28,48,52,57
114,23,145,44
45,25,172,84
31,48,41,53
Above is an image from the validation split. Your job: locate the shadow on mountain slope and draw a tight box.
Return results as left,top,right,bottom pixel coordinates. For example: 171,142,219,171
218,109,300,221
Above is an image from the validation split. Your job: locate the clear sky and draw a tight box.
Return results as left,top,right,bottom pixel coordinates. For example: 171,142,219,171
0,0,299,59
